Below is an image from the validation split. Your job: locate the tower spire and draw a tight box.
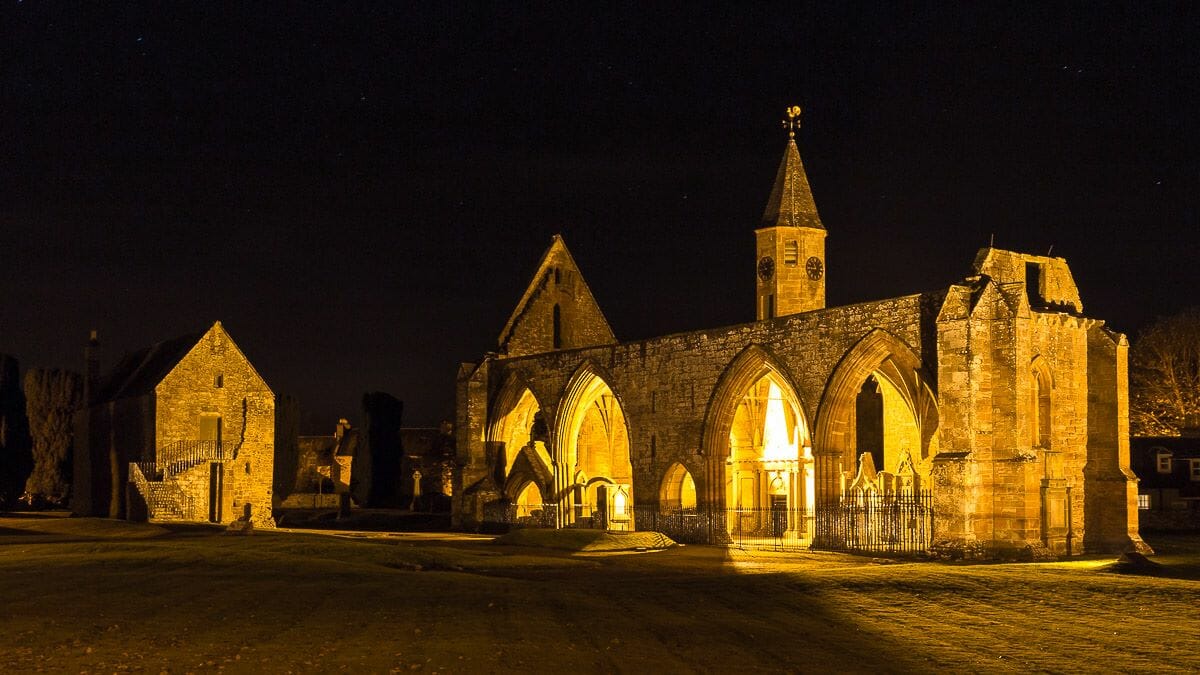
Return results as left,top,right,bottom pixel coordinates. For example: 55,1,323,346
755,105,827,320
761,105,822,230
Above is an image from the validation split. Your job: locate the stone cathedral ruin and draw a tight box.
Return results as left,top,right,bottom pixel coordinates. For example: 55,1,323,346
453,108,1148,557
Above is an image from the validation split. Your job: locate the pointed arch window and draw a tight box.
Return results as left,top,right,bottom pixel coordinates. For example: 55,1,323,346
1031,367,1051,448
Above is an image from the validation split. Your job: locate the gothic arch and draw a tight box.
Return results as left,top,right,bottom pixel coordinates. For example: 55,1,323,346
551,361,634,528
484,371,556,511
660,462,697,512
699,344,811,509
1030,355,1054,449
813,329,938,500
486,371,546,444
1030,354,1055,390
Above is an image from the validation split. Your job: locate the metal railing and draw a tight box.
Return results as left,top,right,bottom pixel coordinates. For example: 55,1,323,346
477,492,936,555
156,440,226,477
129,462,195,520
814,491,934,554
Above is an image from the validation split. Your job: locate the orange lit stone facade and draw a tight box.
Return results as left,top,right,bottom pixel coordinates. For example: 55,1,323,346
454,133,1147,557
74,322,275,527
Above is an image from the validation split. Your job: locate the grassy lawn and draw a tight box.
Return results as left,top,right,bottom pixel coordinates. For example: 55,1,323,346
1,514,1198,673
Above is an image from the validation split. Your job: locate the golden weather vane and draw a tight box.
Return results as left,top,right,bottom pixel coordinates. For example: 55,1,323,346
781,105,802,138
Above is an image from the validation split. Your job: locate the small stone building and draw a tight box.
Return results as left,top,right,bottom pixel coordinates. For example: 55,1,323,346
73,321,275,527
453,114,1148,557
281,419,358,509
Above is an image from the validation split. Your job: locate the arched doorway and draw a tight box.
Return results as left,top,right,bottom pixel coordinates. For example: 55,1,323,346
487,381,554,524
726,372,814,540
700,346,814,545
511,479,549,526
814,330,938,500
811,330,938,552
660,462,697,512
555,367,634,530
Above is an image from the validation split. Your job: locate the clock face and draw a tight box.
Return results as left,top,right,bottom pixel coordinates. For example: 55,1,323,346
806,256,824,280
757,256,775,281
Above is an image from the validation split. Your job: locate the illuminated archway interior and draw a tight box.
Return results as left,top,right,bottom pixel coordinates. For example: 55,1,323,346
514,480,543,517
660,462,697,512
498,389,541,476
564,375,633,529
726,373,813,533
848,371,925,493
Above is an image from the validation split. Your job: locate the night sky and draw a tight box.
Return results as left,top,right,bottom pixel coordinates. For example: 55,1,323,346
3,5,1198,430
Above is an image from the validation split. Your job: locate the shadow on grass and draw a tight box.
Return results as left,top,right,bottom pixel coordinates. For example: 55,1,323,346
1109,532,1200,580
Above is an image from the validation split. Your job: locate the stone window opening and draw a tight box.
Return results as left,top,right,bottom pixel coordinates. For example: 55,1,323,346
1031,367,1051,449
784,241,799,265
1137,494,1151,510
214,373,224,388
554,267,561,284
1156,450,1172,474
856,376,884,472
199,413,222,446
552,303,562,349
1190,459,1200,482
1026,262,1044,307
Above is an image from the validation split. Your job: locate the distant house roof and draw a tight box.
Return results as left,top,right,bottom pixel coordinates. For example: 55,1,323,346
90,331,205,405
1131,436,1200,496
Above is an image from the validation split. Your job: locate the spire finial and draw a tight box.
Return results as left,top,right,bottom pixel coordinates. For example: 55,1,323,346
781,105,802,139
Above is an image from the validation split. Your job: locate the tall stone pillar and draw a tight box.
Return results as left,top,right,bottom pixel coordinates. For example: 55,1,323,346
452,359,491,530
1084,327,1151,553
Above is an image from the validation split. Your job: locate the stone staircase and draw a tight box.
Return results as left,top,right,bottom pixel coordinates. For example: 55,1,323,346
128,440,225,522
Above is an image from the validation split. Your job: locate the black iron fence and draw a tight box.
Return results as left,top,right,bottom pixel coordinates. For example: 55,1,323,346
814,491,934,554
482,502,559,530
479,492,935,555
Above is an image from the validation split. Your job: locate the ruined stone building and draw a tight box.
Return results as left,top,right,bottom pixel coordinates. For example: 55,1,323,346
73,321,276,527
280,419,358,509
454,112,1148,557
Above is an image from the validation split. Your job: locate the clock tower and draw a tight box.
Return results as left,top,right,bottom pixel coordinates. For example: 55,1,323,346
756,106,825,320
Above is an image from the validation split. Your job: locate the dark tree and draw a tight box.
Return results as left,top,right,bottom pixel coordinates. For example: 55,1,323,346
23,369,82,505
1131,308,1200,437
0,355,32,507
273,393,301,503
360,392,403,507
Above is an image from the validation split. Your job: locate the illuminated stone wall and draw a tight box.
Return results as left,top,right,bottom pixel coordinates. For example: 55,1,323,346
458,287,931,527
498,235,617,358
155,323,275,527
456,241,1147,556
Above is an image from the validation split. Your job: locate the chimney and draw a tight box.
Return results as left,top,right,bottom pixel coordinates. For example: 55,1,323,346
84,329,100,404
335,418,351,441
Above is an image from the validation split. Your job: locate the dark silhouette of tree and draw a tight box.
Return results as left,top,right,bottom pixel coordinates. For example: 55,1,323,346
1131,308,1200,436
361,392,403,507
23,369,82,505
0,355,32,507
273,394,301,503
